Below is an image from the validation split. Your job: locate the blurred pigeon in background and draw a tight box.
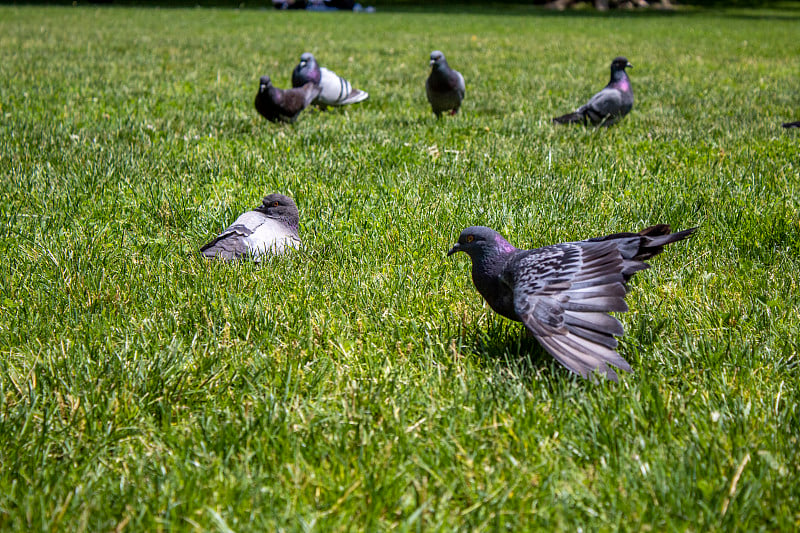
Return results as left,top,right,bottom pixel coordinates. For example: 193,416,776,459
447,224,696,381
291,52,369,107
200,193,301,261
426,50,465,118
254,75,320,123
553,56,634,127
783,121,800,128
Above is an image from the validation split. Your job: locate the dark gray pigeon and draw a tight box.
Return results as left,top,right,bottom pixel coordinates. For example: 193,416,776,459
426,50,465,118
783,121,800,128
254,75,320,123
200,193,301,261
448,224,696,381
553,56,634,127
291,52,369,107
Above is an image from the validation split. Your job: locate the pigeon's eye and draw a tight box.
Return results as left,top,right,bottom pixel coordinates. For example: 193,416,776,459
272,201,279,207
466,235,474,243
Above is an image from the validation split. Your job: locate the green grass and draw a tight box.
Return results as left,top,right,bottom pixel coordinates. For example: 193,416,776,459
2,4,800,531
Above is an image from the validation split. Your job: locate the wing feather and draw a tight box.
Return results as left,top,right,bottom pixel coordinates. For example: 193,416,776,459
510,241,633,380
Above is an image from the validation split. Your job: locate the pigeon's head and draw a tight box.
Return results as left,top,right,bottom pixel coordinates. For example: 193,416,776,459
259,75,272,91
293,53,321,85
260,193,300,228
298,52,316,67
610,57,632,72
430,50,447,69
448,226,514,259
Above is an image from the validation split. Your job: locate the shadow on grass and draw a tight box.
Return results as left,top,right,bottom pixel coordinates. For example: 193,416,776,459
460,318,563,380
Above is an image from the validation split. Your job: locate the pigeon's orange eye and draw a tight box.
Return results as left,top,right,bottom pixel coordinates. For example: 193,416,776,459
272,201,279,207
466,235,474,243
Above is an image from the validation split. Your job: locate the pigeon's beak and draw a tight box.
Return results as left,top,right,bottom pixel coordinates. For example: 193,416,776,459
430,59,435,67
626,61,633,69
447,243,461,257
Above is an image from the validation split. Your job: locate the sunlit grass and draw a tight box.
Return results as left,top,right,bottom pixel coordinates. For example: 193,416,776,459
1,4,799,531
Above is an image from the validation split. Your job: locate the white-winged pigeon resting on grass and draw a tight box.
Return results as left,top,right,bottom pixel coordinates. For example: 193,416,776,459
553,56,634,127
448,224,696,381
201,193,301,261
426,50,465,118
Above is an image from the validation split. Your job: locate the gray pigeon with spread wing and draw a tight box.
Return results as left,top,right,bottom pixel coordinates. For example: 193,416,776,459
426,50,465,118
254,75,320,123
553,56,634,127
291,52,368,107
200,193,301,261
448,224,695,381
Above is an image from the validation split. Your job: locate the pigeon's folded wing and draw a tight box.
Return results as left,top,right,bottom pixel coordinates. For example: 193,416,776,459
317,68,368,106
581,88,625,123
507,241,632,381
454,70,466,98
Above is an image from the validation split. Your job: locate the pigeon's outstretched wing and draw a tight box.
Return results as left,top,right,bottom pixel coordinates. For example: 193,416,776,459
507,241,632,381
201,211,300,261
506,225,695,381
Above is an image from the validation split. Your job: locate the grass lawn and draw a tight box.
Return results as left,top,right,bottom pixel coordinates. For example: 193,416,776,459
1,3,799,530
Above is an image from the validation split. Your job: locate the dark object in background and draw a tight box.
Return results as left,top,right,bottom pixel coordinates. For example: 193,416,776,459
783,121,800,128
325,0,355,8
272,0,308,9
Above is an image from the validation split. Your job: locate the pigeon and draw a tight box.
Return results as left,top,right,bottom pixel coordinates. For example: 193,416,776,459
426,50,465,118
553,56,634,127
291,52,369,107
447,224,696,381
783,121,800,128
200,193,301,261
254,75,320,123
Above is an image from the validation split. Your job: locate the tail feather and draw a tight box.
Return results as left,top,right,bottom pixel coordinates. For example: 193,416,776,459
552,112,585,125
636,226,697,261
339,89,369,105
588,225,696,280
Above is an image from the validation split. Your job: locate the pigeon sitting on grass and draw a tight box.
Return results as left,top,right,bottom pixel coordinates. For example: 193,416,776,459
254,75,320,123
426,50,465,118
448,224,696,381
291,52,369,107
200,193,301,261
553,56,634,127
